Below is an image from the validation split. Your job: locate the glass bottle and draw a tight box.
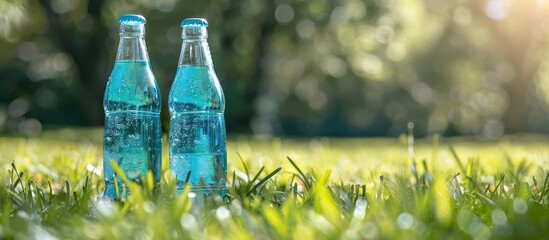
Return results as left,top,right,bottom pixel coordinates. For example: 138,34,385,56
103,14,162,199
169,18,227,196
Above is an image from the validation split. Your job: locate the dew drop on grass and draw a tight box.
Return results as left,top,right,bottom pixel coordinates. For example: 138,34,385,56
86,164,101,176
180,214,197,230
16,211,30,220
360,222,379,239
457,209,492,239
513,198,527,214
188,192,197,199
342,229,360,239
143,200,155,213
491,209,507,226
30,224,56,240
308,212,335,234
397,212,414,229
96,198,116,218
215,206,231,221
353,198,367,220
230,200,242,215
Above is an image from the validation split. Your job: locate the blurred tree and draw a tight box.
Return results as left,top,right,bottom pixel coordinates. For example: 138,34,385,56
2,0,549,137
36,0,110,125
466,0,549,133
0,0,270,133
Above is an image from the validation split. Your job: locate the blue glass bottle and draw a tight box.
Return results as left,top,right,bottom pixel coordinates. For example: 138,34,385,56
103,15,162,199
169,18,227,196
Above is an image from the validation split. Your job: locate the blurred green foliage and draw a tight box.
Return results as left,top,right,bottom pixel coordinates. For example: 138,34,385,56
2,0,549,137
1,131,549,238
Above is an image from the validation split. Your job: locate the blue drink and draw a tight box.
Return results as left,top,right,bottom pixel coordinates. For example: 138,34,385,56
169,19,227,195
103,15,162,199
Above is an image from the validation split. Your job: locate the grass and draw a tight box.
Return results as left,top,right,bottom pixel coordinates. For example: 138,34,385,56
1,128,549,239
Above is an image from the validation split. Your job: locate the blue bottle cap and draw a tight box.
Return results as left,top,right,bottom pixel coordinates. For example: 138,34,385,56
181,18,208,28
119,14,146,25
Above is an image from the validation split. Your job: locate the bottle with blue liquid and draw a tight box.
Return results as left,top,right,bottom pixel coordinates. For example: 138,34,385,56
103,15,162,198
169,18,227,195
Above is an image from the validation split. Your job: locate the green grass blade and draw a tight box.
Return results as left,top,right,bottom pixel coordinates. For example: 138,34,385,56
238,153,250,181
287,157,310,190
246,167,282,196
65,180,70,204
448,145,466,174
539,172,549,202
247,166,265,190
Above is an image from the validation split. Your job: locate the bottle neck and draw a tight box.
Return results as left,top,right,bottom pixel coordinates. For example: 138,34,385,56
116,24,149,61
178,26,212,67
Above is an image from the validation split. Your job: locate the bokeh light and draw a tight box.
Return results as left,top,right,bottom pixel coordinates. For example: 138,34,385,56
2,0,549,137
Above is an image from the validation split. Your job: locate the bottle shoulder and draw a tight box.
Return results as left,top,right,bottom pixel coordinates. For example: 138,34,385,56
168,66,224,112
104,61,161,112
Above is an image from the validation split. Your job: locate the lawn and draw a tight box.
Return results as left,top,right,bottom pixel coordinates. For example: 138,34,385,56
1,128,549,239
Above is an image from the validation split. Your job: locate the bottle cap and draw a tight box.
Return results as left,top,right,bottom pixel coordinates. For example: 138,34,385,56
119,14,146,25
181,18,208,28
